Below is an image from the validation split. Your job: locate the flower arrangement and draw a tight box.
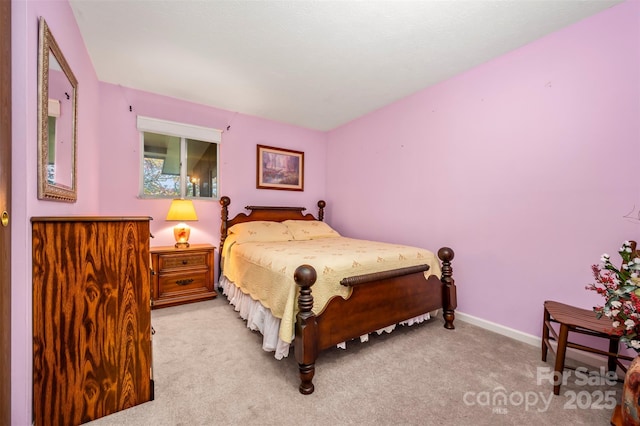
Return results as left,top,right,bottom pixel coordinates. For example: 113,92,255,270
586,241,640,352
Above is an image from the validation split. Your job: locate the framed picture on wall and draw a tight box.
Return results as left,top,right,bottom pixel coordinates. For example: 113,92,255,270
257,145,304,191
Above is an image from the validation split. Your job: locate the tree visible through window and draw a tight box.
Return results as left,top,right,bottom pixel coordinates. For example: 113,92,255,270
143,157,180,196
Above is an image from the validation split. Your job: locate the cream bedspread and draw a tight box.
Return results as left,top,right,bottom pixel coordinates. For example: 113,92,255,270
222,236,441,343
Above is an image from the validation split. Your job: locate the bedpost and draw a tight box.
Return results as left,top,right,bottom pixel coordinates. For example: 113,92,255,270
219,196,231,280
438,247,456,330
294,264,318,395
220,196,230,248
317,200,326,222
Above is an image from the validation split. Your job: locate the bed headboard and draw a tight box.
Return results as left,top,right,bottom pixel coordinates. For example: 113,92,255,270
219,196,326,256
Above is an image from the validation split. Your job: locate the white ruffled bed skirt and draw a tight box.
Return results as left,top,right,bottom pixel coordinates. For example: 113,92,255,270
219,275,436,360
219,276,291,359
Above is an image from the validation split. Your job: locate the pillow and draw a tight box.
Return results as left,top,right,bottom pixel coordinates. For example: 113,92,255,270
228,221,292,243
283,220,341,240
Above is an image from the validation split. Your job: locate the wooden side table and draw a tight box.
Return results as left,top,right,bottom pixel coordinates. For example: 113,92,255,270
542,300,633,395
150,244,217,309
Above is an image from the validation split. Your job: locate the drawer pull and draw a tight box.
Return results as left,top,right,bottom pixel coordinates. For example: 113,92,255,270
176,278,194,286
182,260,188,265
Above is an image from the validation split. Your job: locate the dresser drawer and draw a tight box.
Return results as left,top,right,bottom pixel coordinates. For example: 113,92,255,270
158,271,209,296
158,252,207,271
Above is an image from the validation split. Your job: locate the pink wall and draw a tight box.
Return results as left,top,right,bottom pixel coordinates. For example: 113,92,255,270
327,0,640,339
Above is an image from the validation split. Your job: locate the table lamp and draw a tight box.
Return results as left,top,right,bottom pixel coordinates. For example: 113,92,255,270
166,199,198,248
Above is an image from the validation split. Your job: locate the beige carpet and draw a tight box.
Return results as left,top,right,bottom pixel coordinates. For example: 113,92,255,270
87,297,620,425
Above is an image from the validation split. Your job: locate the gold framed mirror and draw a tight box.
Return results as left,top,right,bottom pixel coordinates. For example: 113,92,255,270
37,17,78,202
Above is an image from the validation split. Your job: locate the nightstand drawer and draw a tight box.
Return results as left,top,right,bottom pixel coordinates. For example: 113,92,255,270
159,271,209,295
158,252,207,270
150,244,216,309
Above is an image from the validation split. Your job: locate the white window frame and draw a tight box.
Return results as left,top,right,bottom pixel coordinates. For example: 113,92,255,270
137,116,222,199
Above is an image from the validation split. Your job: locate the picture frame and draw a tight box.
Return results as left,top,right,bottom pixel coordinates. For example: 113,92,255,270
257,145,304,191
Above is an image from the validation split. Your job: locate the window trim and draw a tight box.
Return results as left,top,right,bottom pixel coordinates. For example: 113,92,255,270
136,116,222,143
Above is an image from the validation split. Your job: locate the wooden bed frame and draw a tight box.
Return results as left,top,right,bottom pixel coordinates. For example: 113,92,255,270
219,196,456,394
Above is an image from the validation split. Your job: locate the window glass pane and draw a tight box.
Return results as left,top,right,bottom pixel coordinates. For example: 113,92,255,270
185,138,218,198
143,132,181,197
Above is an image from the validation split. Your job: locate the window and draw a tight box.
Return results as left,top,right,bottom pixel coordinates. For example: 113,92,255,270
138,116,221,199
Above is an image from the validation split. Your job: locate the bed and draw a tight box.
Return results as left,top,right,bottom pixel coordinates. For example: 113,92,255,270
218,196,456,394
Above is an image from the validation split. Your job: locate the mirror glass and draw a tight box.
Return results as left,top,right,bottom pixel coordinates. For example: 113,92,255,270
38,17,77,202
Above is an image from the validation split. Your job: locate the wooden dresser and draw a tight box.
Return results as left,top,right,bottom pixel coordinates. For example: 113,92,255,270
150,244,217,309
31,217,153,426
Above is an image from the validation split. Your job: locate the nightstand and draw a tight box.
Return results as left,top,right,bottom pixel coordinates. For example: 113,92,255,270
150,244,217,309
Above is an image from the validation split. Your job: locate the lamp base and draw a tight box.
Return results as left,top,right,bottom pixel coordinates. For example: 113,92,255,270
173,223,191,249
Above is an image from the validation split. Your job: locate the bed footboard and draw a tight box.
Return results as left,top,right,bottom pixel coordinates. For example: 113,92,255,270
294,247,455,395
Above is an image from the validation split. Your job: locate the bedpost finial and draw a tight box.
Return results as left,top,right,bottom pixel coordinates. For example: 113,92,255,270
295,265,316,315
317,200,325,222
437,247,454,262
220,196,230,207
294,264,317,288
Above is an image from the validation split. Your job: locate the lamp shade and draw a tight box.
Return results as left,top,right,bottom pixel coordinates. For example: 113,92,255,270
166,199,198,221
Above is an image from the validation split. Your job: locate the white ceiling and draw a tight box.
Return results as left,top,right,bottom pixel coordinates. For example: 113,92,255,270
69,0,622,131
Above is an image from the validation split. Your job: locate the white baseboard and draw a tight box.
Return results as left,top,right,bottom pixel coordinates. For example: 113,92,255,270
455,311,623,372
456,311,540,346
